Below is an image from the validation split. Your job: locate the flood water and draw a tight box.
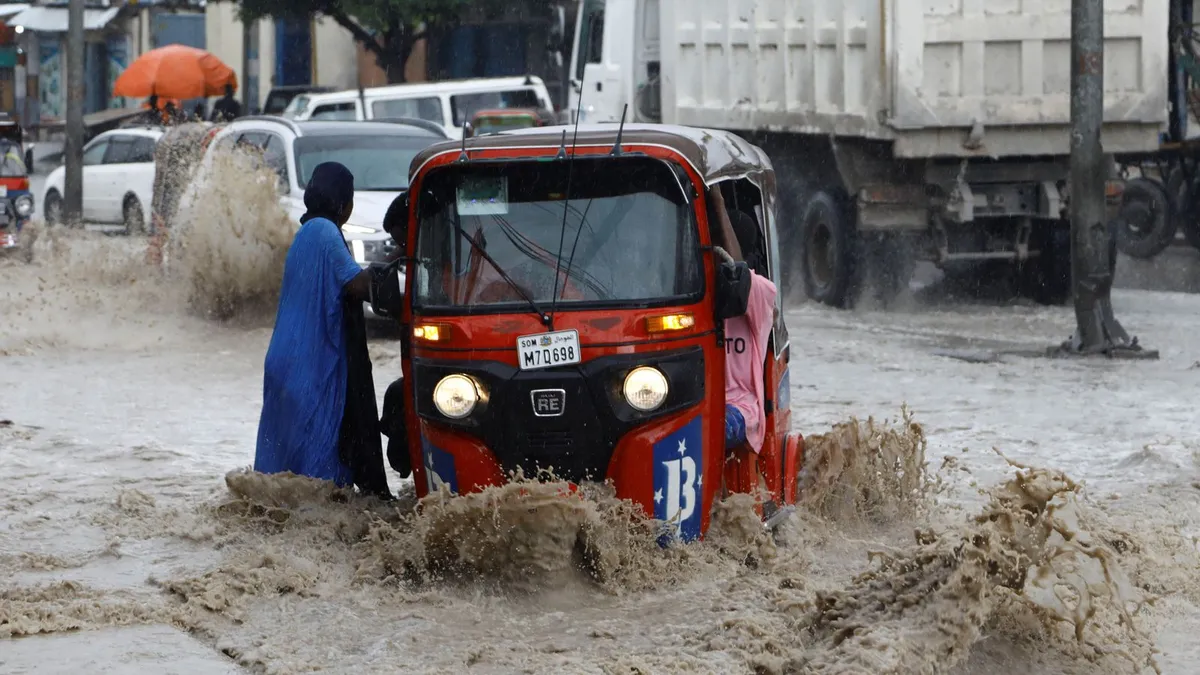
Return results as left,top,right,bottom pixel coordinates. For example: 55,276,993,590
2,225,1199,675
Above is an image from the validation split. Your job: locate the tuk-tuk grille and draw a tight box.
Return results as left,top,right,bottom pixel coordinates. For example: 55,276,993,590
524,430,574,452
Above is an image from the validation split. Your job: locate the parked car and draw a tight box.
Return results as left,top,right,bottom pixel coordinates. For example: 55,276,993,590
280,76,555,139
261,85,333,116
42,127,162,233
179,116,448,318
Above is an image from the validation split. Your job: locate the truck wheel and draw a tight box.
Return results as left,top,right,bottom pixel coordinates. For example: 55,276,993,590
861,232,915,306
1166,167,1200,251
1020,220,1072,305
799,191,859,308
1114,177,1176,259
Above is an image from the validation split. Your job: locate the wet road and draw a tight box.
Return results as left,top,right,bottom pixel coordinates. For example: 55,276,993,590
2,233,1199,674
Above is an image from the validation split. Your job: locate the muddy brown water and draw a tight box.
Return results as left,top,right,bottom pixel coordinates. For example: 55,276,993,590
3,185,1200,673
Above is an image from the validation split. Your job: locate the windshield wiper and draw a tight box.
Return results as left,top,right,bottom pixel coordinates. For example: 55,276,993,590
453,220,551,327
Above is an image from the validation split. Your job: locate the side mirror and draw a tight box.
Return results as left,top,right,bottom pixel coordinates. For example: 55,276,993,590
463,122,474,139
369,262,404,319
713,260,752,322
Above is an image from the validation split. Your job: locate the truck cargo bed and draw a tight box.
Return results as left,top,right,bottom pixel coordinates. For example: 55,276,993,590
660,0,1169,158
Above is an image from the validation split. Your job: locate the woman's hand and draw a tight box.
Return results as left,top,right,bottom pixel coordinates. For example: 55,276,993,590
344,269,372,302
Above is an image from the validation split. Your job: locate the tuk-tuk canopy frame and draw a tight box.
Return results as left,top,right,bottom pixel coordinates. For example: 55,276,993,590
409,123,776,198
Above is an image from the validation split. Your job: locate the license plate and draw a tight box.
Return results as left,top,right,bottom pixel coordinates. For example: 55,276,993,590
517,329,581,371
0,186,8,197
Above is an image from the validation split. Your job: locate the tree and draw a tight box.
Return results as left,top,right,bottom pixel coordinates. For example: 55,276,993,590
230,0,503,84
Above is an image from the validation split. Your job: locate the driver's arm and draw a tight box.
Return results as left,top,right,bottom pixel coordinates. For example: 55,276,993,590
344,269,373,302
708,187,744,262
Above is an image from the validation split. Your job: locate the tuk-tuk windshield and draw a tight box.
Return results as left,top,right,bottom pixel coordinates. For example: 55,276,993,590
414,156,702,310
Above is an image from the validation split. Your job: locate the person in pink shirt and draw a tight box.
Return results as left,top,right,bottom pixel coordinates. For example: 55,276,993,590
708,188,778,455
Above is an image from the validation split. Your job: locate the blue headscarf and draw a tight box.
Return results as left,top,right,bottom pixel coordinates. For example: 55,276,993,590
301,161,355,224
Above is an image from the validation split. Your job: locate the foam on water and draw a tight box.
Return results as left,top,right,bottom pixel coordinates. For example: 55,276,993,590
165,147,296,323
3,411,1181,674
0,141,294,354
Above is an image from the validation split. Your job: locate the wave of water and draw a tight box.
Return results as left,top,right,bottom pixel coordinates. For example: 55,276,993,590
2,411,1183,674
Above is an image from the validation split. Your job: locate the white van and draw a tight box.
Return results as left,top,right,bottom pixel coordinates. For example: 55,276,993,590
281,76,556,139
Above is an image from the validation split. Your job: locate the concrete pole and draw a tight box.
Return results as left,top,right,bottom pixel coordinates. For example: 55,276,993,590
1063,0,1143,355
63,0,84,225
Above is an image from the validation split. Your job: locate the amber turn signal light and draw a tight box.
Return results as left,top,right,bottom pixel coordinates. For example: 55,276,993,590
413,323,451,342
645,313,695,333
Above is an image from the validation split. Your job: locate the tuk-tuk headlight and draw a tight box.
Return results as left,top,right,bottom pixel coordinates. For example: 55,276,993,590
433,374,480,419
623,367,669,412
14,195,33,217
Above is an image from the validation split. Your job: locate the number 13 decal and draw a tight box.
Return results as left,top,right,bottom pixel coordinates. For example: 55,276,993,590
662,456,697,527
652,416,704,541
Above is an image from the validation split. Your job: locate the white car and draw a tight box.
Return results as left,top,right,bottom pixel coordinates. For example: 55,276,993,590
43,127,162,232
181,116,448,317
281,76,556,140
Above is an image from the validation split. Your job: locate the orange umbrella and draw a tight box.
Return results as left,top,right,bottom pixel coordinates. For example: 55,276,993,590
113,45,237,100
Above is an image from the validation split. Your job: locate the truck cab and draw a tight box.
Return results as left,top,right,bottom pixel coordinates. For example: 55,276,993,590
569,0,659,126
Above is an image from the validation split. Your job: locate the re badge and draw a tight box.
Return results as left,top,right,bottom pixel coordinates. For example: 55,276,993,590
530,389,566,417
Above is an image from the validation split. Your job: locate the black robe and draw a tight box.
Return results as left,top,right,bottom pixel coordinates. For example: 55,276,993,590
337,284,393,499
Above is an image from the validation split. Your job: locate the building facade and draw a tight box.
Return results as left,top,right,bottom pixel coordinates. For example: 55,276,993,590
205,3,368,114
4,0,206,127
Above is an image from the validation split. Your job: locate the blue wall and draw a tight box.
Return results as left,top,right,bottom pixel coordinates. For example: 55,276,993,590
274,19,312,86
151,13,206,49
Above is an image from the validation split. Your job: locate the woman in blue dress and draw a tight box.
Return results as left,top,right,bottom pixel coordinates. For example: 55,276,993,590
254,161,391,498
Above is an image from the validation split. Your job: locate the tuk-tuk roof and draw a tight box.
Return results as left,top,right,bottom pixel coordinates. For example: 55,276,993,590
410,123,773,186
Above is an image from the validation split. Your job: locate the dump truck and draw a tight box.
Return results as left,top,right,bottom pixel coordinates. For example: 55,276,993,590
566,0,1170,307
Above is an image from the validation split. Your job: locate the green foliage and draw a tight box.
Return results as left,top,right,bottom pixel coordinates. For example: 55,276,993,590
224,0,546,81
233,0,495,38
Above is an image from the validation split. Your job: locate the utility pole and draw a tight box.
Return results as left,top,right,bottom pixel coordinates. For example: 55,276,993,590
1058,0,1156,358
64,0,84,225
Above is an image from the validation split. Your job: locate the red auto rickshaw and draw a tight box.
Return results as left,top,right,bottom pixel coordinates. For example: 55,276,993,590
376,124,803,541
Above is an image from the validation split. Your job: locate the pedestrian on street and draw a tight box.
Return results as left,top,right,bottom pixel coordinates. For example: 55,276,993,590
210,84,242,123
254,162,392,499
